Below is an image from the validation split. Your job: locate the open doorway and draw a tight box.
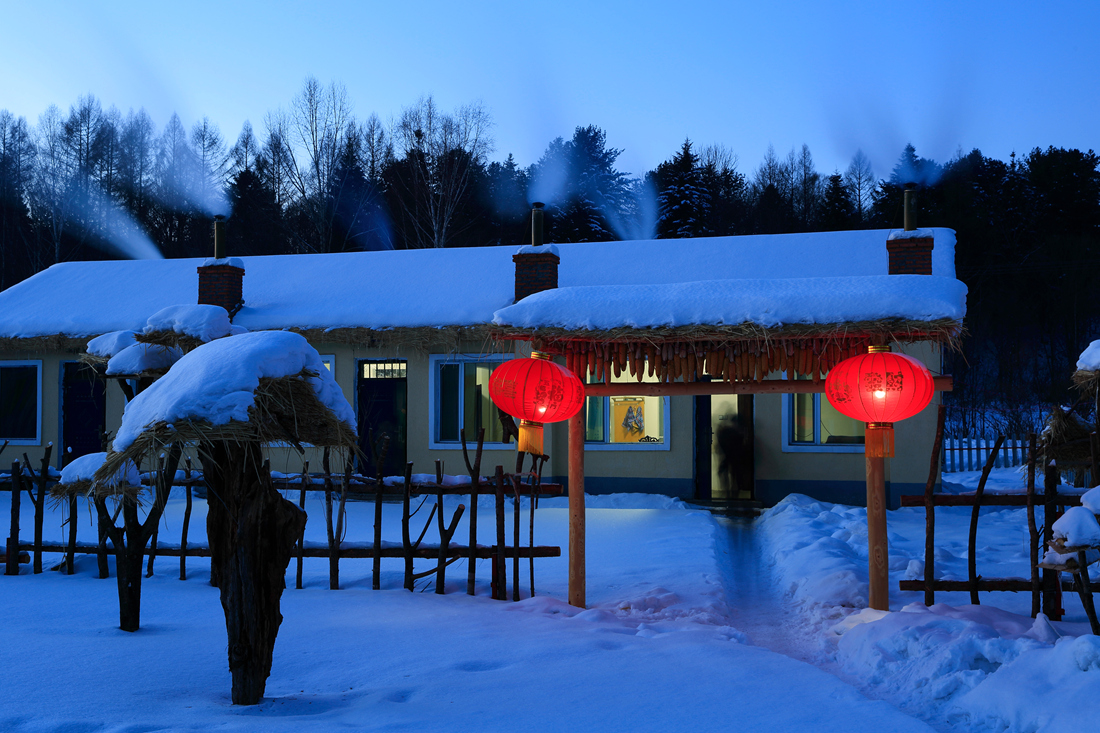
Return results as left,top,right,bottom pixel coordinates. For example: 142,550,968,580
695,394,754,501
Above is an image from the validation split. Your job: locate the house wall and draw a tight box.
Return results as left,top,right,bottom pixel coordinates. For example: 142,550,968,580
753,342,943,509
3,339,944,509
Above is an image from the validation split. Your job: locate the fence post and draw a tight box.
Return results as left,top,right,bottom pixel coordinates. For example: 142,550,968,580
6,462,21,575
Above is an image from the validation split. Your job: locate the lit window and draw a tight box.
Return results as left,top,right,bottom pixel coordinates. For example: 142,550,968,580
784,389,864,452
0,361,42,444
585,363,669,450
430,355,511,448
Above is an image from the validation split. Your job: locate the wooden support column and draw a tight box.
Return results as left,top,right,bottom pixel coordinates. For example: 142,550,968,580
568,410,585,608
866,455,889,611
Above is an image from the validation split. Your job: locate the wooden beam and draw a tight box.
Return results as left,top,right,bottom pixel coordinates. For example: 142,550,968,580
584,376,953,397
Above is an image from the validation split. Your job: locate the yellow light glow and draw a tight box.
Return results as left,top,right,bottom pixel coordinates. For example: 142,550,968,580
873,390,886,399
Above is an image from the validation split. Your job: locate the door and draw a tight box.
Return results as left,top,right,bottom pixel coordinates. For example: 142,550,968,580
357,360,407,478
696,393,754,501
61,362,106,466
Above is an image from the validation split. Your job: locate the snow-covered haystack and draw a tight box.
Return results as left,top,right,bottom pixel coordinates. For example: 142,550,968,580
138,304,233,351
105,342,183,378
51,451,141,499
1073,339,1100,394
96,331,357,484
80,329,139,368
1038,408,1093,477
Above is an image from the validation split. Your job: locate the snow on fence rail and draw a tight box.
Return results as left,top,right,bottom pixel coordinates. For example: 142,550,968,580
942,436,1029,473
2,460,561,600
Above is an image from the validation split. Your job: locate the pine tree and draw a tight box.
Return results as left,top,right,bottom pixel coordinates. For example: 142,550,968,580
819,172,855,231
656,139,709,238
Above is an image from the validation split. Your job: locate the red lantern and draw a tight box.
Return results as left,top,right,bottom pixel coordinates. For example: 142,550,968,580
489,352,585,456
824,346,934,458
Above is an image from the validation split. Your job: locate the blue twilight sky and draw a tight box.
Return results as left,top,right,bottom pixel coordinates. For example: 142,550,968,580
1,1,1097,183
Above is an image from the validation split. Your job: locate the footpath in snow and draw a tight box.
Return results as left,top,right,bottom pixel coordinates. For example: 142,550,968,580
0,489,933,733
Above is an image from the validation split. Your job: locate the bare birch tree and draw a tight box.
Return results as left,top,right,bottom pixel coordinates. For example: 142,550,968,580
388,95,493,248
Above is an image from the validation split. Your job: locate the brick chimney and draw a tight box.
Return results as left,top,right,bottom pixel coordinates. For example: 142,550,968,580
886,185,934,275
197,216,244,316
512,203,560,301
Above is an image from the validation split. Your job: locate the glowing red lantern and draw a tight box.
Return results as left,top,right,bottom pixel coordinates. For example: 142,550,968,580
824,345,934,458
489,352,585,456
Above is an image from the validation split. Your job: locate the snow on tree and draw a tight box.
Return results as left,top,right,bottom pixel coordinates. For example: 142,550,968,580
88,330,357,704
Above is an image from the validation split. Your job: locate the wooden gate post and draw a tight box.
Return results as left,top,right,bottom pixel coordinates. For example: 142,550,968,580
866,455,889,610
568,410,585,608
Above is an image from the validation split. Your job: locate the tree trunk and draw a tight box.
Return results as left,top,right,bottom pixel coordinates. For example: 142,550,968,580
203,441,306,706
115,536,145,633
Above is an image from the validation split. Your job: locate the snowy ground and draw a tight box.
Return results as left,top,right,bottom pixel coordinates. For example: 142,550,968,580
1,469,1097,732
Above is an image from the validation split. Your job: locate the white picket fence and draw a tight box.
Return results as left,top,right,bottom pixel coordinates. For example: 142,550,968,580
941,436,1030,473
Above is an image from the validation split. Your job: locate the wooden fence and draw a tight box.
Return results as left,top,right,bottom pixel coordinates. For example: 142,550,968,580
2,453,562,601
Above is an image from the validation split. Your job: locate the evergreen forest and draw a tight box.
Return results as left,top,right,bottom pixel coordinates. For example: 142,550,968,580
2,80,1098,437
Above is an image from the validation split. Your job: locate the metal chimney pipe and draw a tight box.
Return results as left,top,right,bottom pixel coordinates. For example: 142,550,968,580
903,184,916,231
531,202,545,246
213,215,227,259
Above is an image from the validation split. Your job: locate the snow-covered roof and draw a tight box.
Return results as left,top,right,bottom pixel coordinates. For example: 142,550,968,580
493,275,966,332
0,228,959,340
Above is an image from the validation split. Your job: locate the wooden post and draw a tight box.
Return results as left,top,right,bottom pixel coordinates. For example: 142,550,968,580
923,404,945,606
402,462,414,591
969,435,1004,605
66,495,78,575
6,461,21,575
32,446,51,574
180,460,193,581
295,461,308,590
1042,460,1061,620
512,475,521,602
568,410,586,608
494,466,506,600
462,428,484,596
866,455,889,611
1026,434,1040,618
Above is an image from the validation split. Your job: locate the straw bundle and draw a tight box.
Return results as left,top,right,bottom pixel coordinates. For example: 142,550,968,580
95,369,358,485
136,329,206,352
1072,369,1100,397
1039,408,1094,469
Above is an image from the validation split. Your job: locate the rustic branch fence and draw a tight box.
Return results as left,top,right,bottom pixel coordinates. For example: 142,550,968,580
904,413,1099,630
2,448,561,601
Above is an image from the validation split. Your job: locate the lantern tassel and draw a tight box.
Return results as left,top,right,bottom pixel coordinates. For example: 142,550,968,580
518,419,545,456
865,422,894,458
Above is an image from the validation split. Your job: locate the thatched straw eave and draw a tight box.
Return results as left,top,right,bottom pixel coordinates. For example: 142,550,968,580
0,334,92,355
492,317,964,351
288,324,498,354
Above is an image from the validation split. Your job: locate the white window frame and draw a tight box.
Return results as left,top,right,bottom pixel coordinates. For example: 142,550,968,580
0,360,43,446
428,353,515,451
781,393,864,454
583,393,671,452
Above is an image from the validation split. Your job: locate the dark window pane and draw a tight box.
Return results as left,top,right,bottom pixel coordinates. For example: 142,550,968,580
439,364,459,442
0,366,37,441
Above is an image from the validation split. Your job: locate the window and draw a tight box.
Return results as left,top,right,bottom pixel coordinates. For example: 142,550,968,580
782,392,865,453
429,354,513,449
319,355,334,375
0,361,42,444
584,364,669,451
